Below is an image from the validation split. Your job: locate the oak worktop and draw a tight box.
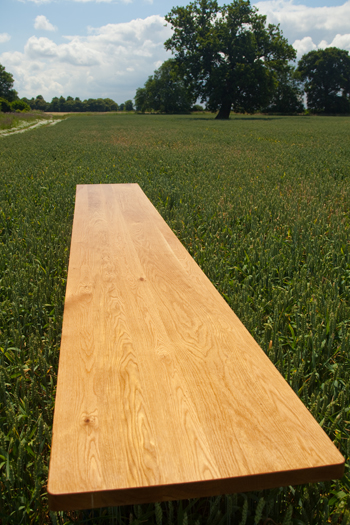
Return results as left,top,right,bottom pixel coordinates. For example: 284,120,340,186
48,183,344,511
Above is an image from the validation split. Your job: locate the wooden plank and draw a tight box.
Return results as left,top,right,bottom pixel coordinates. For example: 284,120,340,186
47,183,344,511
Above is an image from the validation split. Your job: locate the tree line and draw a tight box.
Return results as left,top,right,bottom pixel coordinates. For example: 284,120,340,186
0,70,133,113
1,0,350,119
21,95,134,113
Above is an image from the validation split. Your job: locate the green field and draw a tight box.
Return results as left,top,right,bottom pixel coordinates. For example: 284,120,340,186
0,113,349,524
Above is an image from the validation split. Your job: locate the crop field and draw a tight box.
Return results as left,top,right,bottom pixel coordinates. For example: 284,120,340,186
0,113,349,524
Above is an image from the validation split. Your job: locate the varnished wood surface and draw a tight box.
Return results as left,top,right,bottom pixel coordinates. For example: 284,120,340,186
48,184,344,511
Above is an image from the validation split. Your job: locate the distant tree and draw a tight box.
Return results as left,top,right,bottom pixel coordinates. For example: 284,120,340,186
11,99,30,112
85,98,106,111
134,88,147,112
135,59,193,113
0,64,17,102
104,98,118,111
95,98,107,111
58,96,66,111
164,0,296,119
297,47,350,113
69,97,84,112
63,98,77,112
80,100,88,112
0,97,11,112
48,97,60,112
262,65,304,114
124,99,134,111
119,103,125,111
85,98,94,111
21,97,31,106
27,98,36,109
74,97,84,111
34,95,48,111
191,104,204,111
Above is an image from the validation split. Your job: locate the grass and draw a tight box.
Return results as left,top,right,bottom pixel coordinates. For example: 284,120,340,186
0,113,349,524
0,111,62,132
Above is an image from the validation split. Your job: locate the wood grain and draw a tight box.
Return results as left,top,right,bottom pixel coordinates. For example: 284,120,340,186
47,184,344,511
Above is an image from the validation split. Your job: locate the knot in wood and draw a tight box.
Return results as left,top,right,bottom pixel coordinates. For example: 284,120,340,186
80,412,98,429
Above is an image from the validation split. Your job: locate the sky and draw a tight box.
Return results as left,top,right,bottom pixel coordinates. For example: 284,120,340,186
1,0,349,104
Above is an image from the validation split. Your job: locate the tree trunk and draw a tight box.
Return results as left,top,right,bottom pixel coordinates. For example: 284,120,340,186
215,99,232,119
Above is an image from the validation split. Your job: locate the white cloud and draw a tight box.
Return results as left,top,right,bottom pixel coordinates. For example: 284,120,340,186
0,15,173,102
255,0,350,36
0,33,11,43
34,15,57,32
24,0,51,4
292,33,350,60
25,36,102,65
292,36,317,57
327,33,350,51
318,40,328,49
254,0,350,59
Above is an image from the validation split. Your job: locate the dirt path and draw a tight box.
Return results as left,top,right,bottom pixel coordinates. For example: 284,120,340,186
0,118,63,138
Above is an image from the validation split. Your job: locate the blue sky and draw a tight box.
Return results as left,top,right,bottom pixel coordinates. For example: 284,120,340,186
1,0,349,103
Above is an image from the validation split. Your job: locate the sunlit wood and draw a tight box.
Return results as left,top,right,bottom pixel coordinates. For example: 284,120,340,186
48,183,344,511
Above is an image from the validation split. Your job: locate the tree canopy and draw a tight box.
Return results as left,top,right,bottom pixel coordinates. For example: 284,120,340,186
263,65,304,114
124,99,134,111
11,99,30,112
164,0,296,119
0,64,18,102
135,59,193,113
297,47,350,114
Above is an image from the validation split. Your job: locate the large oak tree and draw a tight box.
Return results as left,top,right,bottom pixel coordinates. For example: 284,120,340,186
164,0,296,119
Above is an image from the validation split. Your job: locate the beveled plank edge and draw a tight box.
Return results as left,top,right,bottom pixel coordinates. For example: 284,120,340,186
48,461,345,511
